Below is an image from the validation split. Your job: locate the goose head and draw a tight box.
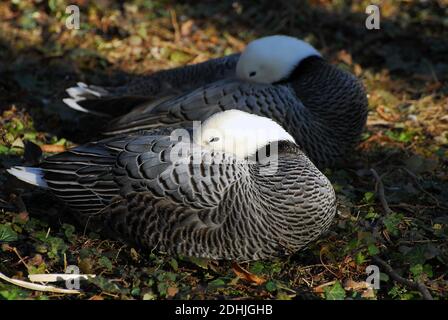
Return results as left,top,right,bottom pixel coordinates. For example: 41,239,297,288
236,35,321,84
195,110,295,160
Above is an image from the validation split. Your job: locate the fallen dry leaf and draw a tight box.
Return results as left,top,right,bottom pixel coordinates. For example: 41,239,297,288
224,34,246,51
181,19,195,37
376,105,400,122
354,63,363,76
344,279,369,291
17,211,29,223
358,133,403,150
337,50,352,65
232,262,266,285
167,286,179,297
40,144,66,153
313,280,337,293
29,254,43,266
361,287,376,298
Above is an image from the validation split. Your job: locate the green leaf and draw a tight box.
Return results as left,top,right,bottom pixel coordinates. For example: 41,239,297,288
90,276,125,295
410,263,433,280
404,245,427,265
365,207,379,220
22,132,37,142
380,272,389,282
367,244,380,256
157,281,168,296
0,145,10,155
62,223,76,243
385,130,415,143
250,261,265,274
187,256,209,269
79,248,92,259
344,238,358,252
32,231,68,260
208,278,226,290
276,292,292,300
383,213,403,236
267,261,283,275
169,258,178,272
388,285,416,300
98,256,113,272
423,264,433,278
363,192,375,204
170,50,192,64
47,237,67,260
0,224,18,242
0,286,29,300
265,281,277,292
55,138,67,146
28,263,47,275
143,292,156,300
355,251,366,265
165,272,177,282
410,264,423,278
324,281,346,300
131,287,141,297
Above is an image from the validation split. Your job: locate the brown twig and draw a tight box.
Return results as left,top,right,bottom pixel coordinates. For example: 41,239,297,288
371,256,433,300
369,169,434,300
370,168,393,215
12,247,31,272
169,9,181,43
231,262,266,285
319,248,340,279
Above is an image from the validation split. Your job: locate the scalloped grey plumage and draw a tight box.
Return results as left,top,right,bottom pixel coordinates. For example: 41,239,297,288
18,130,337,261
64,54,368,168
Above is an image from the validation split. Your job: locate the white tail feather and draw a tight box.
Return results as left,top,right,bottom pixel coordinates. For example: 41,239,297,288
62,98,91,113
63,82,108,116
7,167,48,188
62,98,106,116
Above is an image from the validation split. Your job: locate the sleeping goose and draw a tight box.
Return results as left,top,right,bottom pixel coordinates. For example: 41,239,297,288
8,110,336,261
64,35,368,168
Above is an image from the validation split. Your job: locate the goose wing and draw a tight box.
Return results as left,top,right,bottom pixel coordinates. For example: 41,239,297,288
41,136,125,215
41,131,251,217
104,79,297,135
63,54,240,117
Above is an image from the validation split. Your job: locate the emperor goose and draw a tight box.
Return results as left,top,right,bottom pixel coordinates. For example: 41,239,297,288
64,35,368,168
8,110,336,261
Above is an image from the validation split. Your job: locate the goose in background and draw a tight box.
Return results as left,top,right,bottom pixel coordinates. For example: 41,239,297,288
63,52,240,117
63,35,368,168
8,110,336,261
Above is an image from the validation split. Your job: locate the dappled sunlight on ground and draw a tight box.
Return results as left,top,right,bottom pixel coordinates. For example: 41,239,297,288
0,0,447,300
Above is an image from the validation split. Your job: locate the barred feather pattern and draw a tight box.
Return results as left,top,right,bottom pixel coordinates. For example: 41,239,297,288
115,54,240,97
63,54,241,117
40,133,336,261
105,58,368,168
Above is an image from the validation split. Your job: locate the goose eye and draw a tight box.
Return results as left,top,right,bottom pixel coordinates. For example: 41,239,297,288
209,137,220,143
249,71,257,77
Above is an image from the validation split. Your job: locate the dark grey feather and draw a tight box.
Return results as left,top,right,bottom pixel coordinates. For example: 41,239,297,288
37,131,336,261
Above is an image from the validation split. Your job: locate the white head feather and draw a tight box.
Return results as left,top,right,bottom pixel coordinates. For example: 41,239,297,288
236,35,321,84
195,110,295,160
